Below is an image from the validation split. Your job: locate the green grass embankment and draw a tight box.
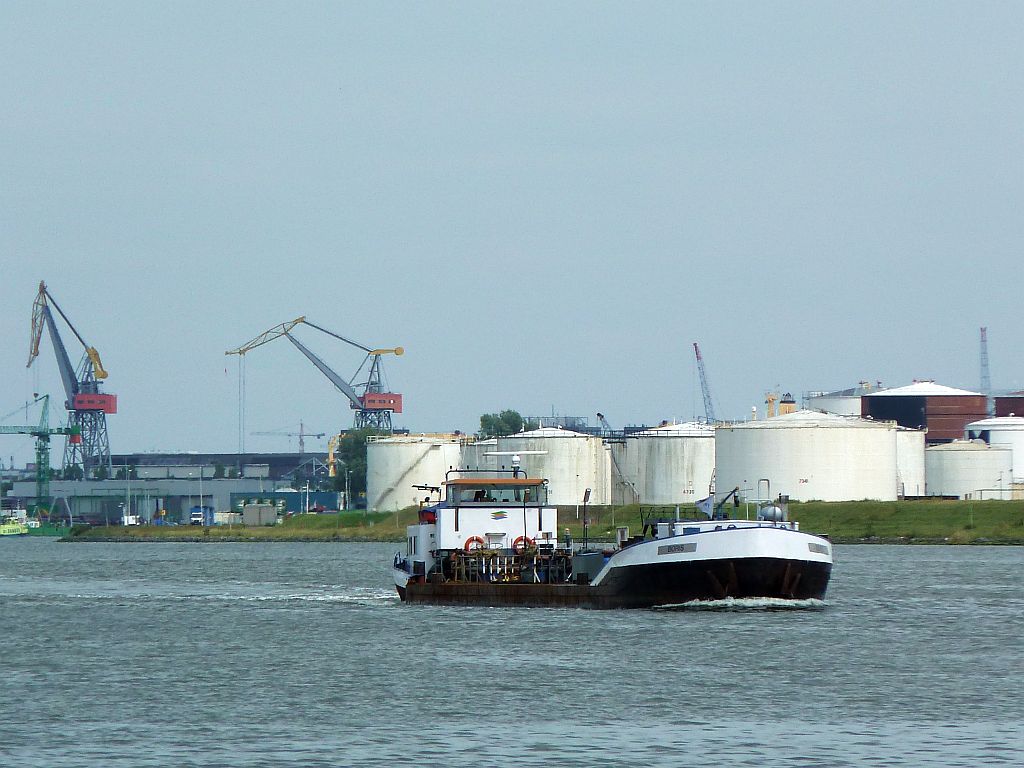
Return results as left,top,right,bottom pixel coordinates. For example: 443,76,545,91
66,510,414,542
65,500,1024,544
790,499,1024,544
575,500,1024,545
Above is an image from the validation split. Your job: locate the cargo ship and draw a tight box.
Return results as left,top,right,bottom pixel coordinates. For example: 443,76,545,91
391,469,832,609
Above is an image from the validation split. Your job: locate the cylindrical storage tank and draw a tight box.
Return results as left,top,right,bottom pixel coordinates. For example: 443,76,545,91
715,410,899,502
925,440,1013,499
895,428,926,497
965,416,1024,483
496,428,611,505
458,438,500,473
609,422,715,505
366,435,464,511
806,394,863,416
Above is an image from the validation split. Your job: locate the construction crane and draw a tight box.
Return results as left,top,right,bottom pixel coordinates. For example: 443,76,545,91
226,317,404,432
251,421,326,454
327,433,342,478
692,342,718,424
0,395,76,515
27,281,116,477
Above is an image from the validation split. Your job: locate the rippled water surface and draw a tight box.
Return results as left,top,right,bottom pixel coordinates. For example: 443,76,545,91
2,540,1022,766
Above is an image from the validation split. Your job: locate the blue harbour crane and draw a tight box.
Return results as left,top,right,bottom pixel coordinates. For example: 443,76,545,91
226,317,404,433
27,281,116,477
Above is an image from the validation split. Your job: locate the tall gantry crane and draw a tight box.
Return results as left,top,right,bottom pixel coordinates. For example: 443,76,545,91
0,395,76,515
226,317,404,432
27,281,116,477
693,342,718,424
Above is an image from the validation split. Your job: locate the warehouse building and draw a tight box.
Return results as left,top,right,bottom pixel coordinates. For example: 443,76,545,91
861,381,987,444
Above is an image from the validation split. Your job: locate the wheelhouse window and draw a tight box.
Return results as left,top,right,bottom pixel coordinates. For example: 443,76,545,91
447,482,547,506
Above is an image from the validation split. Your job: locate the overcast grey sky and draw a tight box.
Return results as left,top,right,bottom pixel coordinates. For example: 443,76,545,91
2,2,1021,465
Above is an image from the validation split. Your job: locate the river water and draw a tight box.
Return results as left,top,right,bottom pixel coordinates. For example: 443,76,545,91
1,540,1021,767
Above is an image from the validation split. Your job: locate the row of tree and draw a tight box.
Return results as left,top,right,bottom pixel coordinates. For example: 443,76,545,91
478,409,537,438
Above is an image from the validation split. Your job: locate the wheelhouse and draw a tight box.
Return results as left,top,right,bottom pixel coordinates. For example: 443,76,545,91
444,477,548,507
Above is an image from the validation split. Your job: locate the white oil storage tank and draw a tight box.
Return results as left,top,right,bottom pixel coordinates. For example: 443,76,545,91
367,434,464,511
458,438,499,473
609,422,715,505
496,427,611,505
896,427,926,497
925,440,1013,499
715,410,899,502
965,416,1024,482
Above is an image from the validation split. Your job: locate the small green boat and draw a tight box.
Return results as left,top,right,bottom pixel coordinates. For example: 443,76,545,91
1,517,29,536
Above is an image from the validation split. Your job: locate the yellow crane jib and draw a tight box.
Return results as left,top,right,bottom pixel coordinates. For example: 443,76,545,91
225,316,306,355
27,281,47,367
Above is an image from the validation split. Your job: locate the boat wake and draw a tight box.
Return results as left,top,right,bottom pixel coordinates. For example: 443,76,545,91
1,579,398,606
653,596,827,612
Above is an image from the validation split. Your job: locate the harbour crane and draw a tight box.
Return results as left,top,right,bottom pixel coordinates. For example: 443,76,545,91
251,421,326,454
0,395,77,515
692,342,718,424
27,281,116,477
226,317,404,432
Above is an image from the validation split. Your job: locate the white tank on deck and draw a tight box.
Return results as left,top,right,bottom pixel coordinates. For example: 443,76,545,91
609,422,715,505
925,440,1013,499
715,410,899,502
496,427,611,505
366,434,464,511
965,416,1024,483
896,427,926,497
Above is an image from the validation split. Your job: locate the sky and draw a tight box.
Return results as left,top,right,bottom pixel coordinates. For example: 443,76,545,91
2,2,1022,467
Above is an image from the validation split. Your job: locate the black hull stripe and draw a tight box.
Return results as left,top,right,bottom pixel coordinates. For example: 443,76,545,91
404,557,831,609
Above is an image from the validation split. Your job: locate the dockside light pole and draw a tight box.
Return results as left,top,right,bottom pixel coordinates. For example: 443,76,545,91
582,488,591,551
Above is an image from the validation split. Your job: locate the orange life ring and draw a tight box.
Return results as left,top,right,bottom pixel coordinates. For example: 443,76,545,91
512,535,535,553
464,535,486,552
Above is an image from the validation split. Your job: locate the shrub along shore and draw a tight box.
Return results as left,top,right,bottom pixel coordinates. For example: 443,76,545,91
64,499,1024,545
